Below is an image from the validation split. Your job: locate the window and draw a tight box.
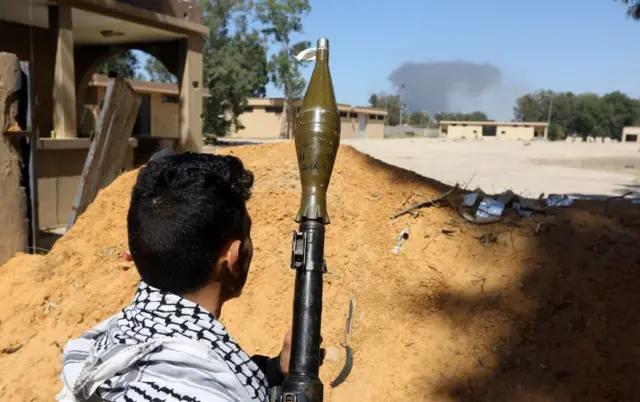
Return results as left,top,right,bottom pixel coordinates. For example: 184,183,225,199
162,95,179,103
369,114,377,120
501,131,506,134
473,130,478,134
265,106,283,113
377,115,384,121
339,111,348,118
350,113,358,118
625,134,638,142
243,107,254,113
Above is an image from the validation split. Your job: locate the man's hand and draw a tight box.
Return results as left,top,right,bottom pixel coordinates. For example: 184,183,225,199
279,328,325,376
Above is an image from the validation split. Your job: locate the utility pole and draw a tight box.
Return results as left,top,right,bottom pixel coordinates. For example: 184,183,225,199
384,96,388,126
399,84,405,126
545,93,554,140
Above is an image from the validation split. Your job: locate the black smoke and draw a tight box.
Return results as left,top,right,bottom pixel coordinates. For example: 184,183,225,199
388,61,523,120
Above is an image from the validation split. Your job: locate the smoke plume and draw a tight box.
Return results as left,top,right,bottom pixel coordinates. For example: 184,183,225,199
387,61,524,120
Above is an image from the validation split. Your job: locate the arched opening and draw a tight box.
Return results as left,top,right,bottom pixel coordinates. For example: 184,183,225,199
76,48,178,141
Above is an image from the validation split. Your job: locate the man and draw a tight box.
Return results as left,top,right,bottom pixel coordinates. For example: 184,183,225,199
57,152,292,402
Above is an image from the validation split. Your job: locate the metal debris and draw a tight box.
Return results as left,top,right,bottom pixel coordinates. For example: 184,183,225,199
546,194,574,208
474,198,505,224
513,202,534,217
463,192,479,207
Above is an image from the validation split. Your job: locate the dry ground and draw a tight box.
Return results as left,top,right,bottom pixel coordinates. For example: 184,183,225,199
344,138,640,199
2,142,640,401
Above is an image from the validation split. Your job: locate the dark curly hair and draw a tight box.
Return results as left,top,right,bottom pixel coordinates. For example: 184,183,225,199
127,152,254,294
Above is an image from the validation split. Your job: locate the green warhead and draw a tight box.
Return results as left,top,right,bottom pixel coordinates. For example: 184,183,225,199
294,38,340,224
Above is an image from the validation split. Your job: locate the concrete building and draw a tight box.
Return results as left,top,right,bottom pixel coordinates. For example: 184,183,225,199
87,76,387,141
1,0,208,232
230,98,387,140
84,74,209,140
622,126,640,143
439,121,548,141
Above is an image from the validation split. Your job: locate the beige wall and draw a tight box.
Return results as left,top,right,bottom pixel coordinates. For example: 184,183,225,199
497,125,535,141
89,86,179,138
233,107,282,139
37,147,134,230
152,93,179,138
366,120,384,139
622,126,640,143
446,125,482,140
230,107,385,140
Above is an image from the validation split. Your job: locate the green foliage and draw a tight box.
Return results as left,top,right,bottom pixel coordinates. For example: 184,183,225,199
513,89,640,140
368,93,402,125
198,0,269,136
548,123,565,141
256,0,311,138
98,51,140,78
434,111,491,122
145,57,176,84
618,0,640,19
408,111,431,127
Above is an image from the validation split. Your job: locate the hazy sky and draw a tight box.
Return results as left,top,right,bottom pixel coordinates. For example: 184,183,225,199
274,0,640,120
138,0,640,120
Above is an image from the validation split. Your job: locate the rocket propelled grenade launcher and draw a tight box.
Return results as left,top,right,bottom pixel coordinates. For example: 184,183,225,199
270,38,339,402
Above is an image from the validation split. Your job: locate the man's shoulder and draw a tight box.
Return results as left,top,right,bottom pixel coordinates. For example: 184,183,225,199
99,337,253,402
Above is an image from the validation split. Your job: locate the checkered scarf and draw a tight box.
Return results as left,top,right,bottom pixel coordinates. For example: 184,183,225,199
93,281,269,401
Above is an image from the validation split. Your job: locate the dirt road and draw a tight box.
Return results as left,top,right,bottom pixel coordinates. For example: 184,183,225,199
344,138,640,199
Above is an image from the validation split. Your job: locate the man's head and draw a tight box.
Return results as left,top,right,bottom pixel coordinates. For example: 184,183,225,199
127,152,254,301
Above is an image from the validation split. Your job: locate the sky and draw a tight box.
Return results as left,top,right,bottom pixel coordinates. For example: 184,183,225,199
279,0,640,120
139,0,640,121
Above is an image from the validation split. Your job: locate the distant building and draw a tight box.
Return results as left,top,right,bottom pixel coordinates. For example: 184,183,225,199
231,98,387,140
439,120,548,141
622,126,640,143
85,76,387,140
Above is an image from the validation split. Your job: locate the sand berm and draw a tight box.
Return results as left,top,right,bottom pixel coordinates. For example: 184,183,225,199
1,142,640,401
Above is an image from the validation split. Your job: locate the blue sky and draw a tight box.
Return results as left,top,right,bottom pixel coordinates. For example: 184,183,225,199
287,0,640,119
140,0,640,120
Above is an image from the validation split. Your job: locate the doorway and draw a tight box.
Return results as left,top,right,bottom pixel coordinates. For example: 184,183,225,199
358,114,367,139
133,94,151,136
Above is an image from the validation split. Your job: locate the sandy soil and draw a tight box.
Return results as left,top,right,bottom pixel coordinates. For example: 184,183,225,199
344,138,640,199
1,142,640,401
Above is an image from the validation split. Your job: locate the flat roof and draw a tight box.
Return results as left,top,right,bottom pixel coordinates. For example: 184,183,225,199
89,75,387,116
246,98,388,116
89,74,210,96
439,120,548,127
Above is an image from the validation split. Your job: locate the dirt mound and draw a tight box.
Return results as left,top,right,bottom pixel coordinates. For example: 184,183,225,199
2,142,640,401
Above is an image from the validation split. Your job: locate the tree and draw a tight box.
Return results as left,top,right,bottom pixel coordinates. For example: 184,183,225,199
368,94,379,108
98,51,140,78
145,57,176,84
619,0,640,19
368,93,402,125
408,111,430,127
434,111,491,122
256,0,311,139
513,89,640,140
198,0,269,136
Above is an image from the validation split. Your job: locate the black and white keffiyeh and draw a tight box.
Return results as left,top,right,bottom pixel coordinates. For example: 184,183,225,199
94,281,269,401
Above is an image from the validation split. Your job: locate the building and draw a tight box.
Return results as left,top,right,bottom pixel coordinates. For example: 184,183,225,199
83,74,210,140
439,121,548,141
230,98,387,140
87,76,388,140
1,0,208,238
622,126,640,143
